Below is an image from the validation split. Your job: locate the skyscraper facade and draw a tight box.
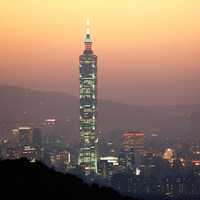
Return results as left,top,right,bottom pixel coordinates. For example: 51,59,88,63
78,21,98,174
123,131,145,155
119,131,145,170
18,127,33,147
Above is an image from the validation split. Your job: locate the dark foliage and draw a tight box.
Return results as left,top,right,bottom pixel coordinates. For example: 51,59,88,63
0,158,135,200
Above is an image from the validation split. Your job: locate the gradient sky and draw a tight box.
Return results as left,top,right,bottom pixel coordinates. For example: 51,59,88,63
0,0,199,105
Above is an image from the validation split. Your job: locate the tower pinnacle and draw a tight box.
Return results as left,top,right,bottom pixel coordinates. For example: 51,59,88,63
85,18,92,44
86,18,90,35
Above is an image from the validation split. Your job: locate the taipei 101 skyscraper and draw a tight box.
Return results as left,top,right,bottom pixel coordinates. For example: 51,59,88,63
78,20,98,175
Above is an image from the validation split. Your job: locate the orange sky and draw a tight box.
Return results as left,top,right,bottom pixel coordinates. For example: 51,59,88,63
0,0,199,105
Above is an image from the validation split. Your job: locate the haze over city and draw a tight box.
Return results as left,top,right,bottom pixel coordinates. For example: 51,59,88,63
0,0,199,105
0,1,200,200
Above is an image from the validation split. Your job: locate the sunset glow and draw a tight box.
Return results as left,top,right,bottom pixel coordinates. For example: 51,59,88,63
0,0,199,105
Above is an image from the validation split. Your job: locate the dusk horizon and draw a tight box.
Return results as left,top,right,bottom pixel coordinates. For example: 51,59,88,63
0,84,199,107
1,0,199,105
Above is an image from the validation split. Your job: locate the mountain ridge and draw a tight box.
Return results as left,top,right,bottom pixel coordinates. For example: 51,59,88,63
0,85,199,143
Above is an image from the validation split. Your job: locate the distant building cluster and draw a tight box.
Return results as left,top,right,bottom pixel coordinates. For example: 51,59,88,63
0,125,200,198
0,123,71,173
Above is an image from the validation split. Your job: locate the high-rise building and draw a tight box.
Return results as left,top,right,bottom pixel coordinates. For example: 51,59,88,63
22,145,40,162
18,127,33,147
9,129,20,147
50,150,71,172
78,20,98,175
98,156,119,178
32,128,42,148
123,131,145,155
119,131,145,169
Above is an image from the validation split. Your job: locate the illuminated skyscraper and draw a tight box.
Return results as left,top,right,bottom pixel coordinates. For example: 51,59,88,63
123,131,145,155
18,127,33,147
78,20,98,174
119,131,145,169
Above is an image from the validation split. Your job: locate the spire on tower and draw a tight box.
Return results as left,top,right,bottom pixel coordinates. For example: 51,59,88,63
85,18,92,43
86,18,90,35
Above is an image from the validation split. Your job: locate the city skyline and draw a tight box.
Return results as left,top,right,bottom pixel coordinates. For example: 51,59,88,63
0,1,200,197
0,0,199,105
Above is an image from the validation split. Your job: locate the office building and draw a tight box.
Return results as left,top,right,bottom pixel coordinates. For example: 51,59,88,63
78,20,98,175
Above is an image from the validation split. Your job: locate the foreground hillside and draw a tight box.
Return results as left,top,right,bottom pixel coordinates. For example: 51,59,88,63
0,158,134,200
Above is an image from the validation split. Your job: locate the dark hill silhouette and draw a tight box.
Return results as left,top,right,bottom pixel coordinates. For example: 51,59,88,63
0,158,134,200
0,159,199,200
